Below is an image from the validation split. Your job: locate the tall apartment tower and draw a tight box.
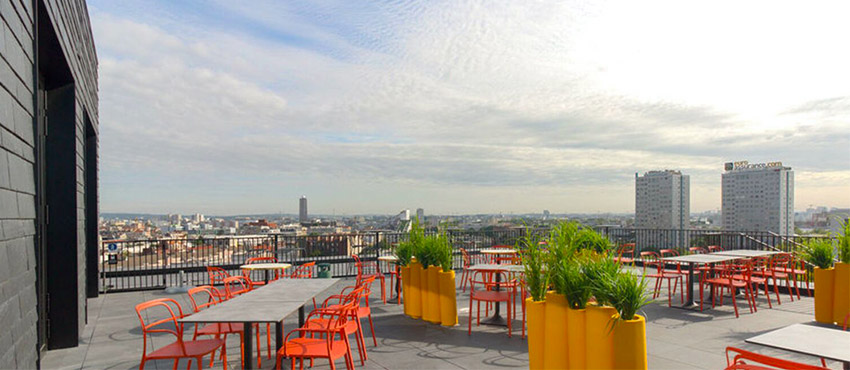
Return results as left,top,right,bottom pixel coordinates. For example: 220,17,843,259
635,170,690,229
416,208,425,222
299,196,308,223
722,161,794,234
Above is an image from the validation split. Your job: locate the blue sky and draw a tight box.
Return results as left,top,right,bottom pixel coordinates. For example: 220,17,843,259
91,0,850,215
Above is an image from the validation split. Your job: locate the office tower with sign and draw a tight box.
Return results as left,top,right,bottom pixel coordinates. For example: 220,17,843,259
722,161,794,234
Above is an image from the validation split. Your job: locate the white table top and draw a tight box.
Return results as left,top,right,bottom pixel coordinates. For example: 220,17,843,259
746,323,850,363
239,263,292,270
480,248,517,255
468,263,524,272
711,250,783,258
378,256,399,261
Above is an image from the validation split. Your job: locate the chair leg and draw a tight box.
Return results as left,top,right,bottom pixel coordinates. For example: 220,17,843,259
367,314,378,346
763,280,772,309
731,288,739,318
468,297,474,335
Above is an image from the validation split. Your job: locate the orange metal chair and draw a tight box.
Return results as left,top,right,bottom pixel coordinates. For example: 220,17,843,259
468,270,515,337
659,249,687,298
223,276,252,298
702,263,755,318
188,286,267,368
707,245,724,253
725,347,827,370
206,267,230,300
290,261,319,310
306,285,370,365
641,251,682,307
353,254,386,304
276,301,358,370
747,256,781,308
459,248,474,292
242,256,279,287
614,243,635,266
772,253,810,300
135,298,226,370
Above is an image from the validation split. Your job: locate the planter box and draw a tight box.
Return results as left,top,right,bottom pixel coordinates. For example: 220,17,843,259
408,262,423,318
425,266,443,324
814,267,835,324
438,270,458,326
525,297,546,370
566,307,586,369
834,262,850,325
543,292,569,369
612,314,647,370
586,304,616,369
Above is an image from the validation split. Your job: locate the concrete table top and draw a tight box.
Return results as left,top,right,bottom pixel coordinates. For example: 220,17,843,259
378,256,398,261
661,254,741,264
468,264,523,272
746,323,850,364
180,278,340,323
711,250,783,258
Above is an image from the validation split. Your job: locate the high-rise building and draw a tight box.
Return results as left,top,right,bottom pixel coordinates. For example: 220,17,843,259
635,170,690,229
299,196,308,223
416,208,425,222
722,161,794,234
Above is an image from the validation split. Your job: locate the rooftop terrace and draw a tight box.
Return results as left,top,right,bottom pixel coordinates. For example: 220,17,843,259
41,271,837,370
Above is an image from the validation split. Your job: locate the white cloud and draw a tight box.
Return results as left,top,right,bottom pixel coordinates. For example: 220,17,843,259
91,1,850,214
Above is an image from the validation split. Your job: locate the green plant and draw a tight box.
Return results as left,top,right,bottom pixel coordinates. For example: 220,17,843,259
520,232,549,302
561,260,592,309
396,218,425,265
582,254,621,306
837,219,850,264
433,232,453,271
801,238,835,269
596,272,651,321
575,227,614,254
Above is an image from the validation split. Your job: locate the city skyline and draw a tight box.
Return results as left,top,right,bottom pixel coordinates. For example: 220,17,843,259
92,1,850,215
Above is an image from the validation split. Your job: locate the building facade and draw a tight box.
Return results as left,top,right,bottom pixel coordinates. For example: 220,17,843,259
722,161,794,234
299,196,308,223
0,1,98,367
635,170,690,229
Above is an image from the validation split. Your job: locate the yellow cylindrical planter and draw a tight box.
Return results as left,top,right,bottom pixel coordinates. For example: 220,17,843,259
425,266,443,324
567,307,587,370
586,304,616,370
814,267,835,324
525,297,546,370
401,265,411,316
419,264,431,321
543,292,569,370
438,270,458,326
612,315,647,370
408,262,423,318
833,262,850,325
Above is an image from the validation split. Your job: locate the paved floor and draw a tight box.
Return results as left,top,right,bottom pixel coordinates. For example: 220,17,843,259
41,273,840,369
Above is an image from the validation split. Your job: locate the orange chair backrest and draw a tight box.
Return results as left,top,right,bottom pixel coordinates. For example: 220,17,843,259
659,249,679,257
724,347,827,370
689,247,707,254
135,298,186,355
290,261,316,278
224,276,251,298
187,285,222,312
246,256,277,264
640,251,661,273
707,245,723,252
207,266,230,285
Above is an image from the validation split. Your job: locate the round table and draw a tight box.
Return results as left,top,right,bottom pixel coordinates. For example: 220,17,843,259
240,263,292,283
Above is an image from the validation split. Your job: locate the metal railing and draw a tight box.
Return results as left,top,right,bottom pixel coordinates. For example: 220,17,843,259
99,226,833,293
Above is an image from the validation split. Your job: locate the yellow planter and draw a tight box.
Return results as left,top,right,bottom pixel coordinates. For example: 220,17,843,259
612,315,647,370
400,265,411,316
438,270,458,326
585,304,616,370
525,297,546,370
814,267,836,324
833,262,850,325
543,292,569,370
420,264,431,321
425,266,443,324
408,262,422,318
567,307,587,370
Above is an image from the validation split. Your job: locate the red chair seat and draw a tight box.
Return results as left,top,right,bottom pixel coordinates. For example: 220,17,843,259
471,290,511,302
146,338,225,359
196,322,244,336
284,337,349,359
706,278,747,288
305,318,358,335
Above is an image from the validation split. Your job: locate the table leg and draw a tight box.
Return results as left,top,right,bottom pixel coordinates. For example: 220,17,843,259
264,269,270,284
274,321,283,369
299,305,305,327
244,322,254,370
685,262,695,306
